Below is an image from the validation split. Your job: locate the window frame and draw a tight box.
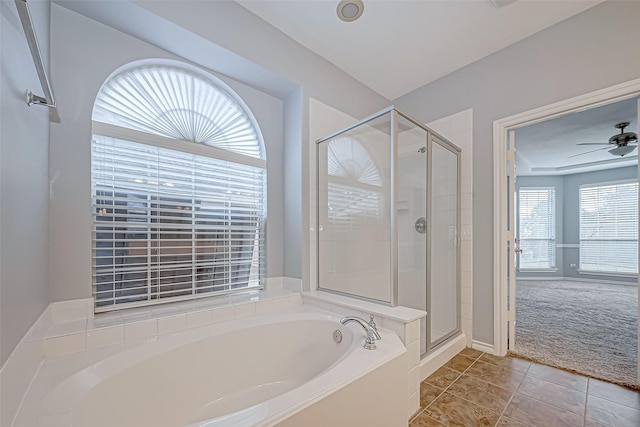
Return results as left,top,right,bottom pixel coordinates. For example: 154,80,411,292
578,179,638,276
91,63,267,313
517,186,557,271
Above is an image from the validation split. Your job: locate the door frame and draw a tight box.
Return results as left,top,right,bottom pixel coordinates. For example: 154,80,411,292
492,78,640,377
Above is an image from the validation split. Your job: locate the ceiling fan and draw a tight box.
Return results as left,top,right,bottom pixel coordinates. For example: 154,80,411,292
569,122,638,158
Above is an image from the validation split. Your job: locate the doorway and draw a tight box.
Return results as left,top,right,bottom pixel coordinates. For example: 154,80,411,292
493,78,640,384
511,98,638,387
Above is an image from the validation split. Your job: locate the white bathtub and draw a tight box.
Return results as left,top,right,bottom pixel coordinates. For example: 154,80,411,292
32,306,407,427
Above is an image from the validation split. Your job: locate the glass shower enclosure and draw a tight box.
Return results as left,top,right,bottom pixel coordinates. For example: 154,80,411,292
316,107,461,355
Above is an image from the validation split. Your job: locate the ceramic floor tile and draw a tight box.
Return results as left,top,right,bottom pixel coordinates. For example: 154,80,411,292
496,417,529,427
480,353,531,374
425,367,462,389
586,394,640,427
526,363,588,392
446,374,513,414
588,378,640,410
464,360,524,391
584,419,610,427
425,392,500,427
459,347,483,359
503,394,584,427
420,382,444,408
517,375,586,415
443,354,476,373
410,411,446,427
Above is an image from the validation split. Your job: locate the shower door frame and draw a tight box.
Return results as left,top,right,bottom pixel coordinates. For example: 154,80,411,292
425,131,462,352
315,106,400,306
315,106,462,353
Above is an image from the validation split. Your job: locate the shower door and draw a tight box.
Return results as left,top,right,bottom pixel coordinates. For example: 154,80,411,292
428,136,460,350
396,114,460,356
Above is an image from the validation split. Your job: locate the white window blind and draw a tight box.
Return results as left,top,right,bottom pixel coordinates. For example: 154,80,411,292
325,137,383,232
579,181,638,274
91,63,266,312
518,187,556,269
327,182,382,232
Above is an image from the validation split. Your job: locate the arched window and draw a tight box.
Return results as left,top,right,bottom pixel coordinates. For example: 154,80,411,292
91,62,266,312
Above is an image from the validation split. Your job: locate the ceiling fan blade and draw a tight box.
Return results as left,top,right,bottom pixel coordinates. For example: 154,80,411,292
576,142,609,146
567,146,610,158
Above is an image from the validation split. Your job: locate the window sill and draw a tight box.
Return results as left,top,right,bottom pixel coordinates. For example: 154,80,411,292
576,269,638,279
517,268,558,273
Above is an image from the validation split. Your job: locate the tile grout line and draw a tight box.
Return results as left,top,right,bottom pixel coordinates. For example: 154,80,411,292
430,353,511,425
410,351,483,425
494,359,531,427
583,383,640,411
583,379,590,426
512,378,590,418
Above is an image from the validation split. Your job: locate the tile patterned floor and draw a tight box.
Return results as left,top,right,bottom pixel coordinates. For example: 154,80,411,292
409,348,640,427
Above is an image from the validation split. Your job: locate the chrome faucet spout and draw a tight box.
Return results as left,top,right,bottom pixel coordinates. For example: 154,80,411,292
340,316,381,350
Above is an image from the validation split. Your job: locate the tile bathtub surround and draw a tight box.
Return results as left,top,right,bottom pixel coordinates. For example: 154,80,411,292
409,351,640,427
2,289,302,425
37,290,303,358
301,290,426,417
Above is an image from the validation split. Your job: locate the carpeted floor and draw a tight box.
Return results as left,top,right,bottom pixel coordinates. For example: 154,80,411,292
511,280,639,389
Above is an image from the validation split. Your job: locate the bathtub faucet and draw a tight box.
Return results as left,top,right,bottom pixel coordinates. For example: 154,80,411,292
340,316,382,350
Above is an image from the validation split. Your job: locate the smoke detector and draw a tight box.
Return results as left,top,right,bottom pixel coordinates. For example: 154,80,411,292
337,0,364,22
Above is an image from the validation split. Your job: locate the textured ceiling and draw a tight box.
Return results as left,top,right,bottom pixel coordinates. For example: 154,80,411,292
515,98,639,176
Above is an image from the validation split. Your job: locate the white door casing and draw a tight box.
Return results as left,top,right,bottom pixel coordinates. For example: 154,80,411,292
493,78,640,359
507,130,516,350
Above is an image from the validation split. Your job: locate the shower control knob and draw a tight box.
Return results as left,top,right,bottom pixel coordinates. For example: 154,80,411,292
415,217,427,234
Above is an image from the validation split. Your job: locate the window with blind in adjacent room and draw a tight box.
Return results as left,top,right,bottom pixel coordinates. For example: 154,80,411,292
91,62,266,312
579,180,638,275
517,187,556,270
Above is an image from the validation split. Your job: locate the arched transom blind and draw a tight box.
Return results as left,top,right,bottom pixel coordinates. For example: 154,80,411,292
92,64,265,312
93,65,264,159
327,137,382,186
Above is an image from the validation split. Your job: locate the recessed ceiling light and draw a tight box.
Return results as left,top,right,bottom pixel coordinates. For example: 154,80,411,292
337,0,364,22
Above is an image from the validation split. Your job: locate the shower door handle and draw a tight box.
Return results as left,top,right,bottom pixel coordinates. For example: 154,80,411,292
415,217,427,234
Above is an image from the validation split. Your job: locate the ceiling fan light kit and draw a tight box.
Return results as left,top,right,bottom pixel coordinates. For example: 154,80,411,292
608,145,636,157
608,122,638,146
573,122,638,158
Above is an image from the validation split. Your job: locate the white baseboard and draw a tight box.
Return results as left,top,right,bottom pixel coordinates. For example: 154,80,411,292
471,340,495,354
517,276,636,286
567,276,637,286
419,333,466,381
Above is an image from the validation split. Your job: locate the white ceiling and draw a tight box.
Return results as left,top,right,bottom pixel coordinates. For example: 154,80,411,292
515,98,639,176
236,0,604,100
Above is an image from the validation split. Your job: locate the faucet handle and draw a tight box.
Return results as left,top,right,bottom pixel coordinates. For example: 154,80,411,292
364,331,377,350
368,315,380,339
